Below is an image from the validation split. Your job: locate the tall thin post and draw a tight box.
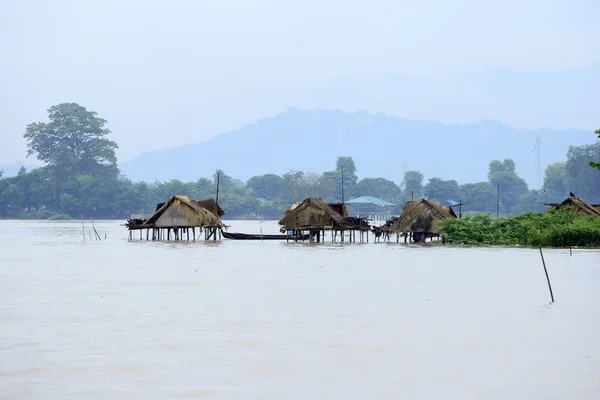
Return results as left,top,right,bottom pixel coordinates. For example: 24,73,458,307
496,182,500,219
459,199,462,219
91,219,101,240
215,172,220,205
341,167,345,204
411,190,414,201
293,176,297,202
81,215,85,240
539,247,555,303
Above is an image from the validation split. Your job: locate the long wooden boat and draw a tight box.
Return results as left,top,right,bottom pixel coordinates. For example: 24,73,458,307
222,231,311,241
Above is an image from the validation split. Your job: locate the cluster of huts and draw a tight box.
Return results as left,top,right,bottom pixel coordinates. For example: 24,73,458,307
125,193,600,243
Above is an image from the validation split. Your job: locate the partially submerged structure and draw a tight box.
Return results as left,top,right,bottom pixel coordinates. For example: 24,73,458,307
196,199,225,219
548,196,600,217
391,199,457,242
278,197,370,242
126,195,223,241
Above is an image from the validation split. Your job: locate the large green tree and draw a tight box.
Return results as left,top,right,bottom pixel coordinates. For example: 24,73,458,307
423,177,460,203
356,178,400,202
566,142,600,201
460,182,501,213
590,128,600,170
323,156,358,201
487,159,529,213
542,162,570,201
24,103,118,177
247,174,285,200
402,170,424,201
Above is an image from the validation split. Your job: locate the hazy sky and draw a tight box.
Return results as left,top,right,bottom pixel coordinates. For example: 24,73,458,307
1,0,598,165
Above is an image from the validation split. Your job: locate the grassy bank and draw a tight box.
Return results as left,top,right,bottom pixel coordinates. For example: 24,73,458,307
437,210,600,247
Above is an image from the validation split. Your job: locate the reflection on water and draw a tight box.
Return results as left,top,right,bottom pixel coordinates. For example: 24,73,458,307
1,220,599,399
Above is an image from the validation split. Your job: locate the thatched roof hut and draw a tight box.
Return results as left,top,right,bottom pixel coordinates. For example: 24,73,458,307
278,197,346,228
551,197,600,217
196,199,225,218
142,195,222,228
391,199,457,234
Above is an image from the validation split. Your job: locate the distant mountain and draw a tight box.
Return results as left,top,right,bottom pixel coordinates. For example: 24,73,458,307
119,109,596,188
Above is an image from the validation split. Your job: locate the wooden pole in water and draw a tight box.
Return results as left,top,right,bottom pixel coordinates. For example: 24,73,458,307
91,219,101,240
539,247,555,303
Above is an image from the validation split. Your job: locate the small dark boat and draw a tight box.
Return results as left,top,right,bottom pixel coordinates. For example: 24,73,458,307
222,231,311,241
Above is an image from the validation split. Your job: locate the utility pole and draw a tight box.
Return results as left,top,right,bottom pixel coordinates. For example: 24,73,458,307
341,167,345,204
496,182,500,219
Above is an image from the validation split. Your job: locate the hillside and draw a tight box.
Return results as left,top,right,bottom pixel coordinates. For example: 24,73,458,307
120,109,595,187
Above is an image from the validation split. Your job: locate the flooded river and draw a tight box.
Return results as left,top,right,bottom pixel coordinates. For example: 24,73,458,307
1,220,599,399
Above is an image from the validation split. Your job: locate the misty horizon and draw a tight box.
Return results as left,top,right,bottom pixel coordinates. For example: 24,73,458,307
1,0,598,166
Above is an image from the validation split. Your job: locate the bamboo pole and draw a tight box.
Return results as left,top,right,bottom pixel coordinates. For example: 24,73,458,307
91,219,101,240
539,247,555,303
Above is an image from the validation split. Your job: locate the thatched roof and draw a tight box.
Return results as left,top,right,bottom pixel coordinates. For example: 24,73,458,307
402,200,419,212
142,195,222,228
278,197,346,228
391,199,457,234
196,199,225,217
551,197,600,217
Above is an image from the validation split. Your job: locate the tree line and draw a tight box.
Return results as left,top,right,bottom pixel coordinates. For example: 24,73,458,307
1,103,599,220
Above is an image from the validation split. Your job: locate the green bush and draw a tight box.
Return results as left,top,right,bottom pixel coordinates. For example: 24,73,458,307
437,210,600,247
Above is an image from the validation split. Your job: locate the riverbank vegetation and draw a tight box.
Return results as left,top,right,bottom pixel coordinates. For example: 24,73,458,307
1,103,599,220
437,210,600,247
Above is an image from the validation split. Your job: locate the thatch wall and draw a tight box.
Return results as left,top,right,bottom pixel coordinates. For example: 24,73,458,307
143,195,221,228
552,197,600,217
391,199,457,234
328,203,349,217
196,199,225,217
278,197,346,228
